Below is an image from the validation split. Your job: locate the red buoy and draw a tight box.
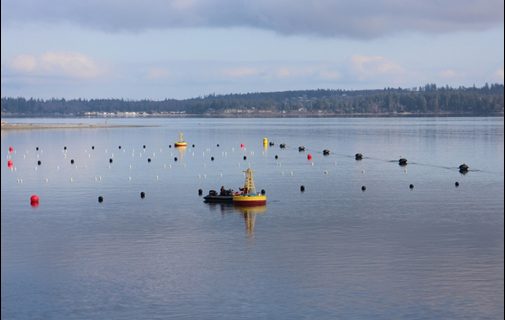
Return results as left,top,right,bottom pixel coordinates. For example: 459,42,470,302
8,146,14,153
307,154,312,160
30,194,40,206
7,160,13,168
240,143,245,148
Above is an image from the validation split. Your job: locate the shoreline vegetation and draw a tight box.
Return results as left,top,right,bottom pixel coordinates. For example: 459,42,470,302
2,84,503,118
0,122,157,130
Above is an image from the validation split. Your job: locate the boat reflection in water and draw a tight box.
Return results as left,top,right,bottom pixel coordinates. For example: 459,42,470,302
235,205,267,237
204,203,266,236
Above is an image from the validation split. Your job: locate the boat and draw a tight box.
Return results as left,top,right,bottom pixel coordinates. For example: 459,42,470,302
174,132,188,147
232,168,267,206
203,188,234,203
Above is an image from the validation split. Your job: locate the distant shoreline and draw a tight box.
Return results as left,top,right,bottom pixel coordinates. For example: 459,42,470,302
0,122,158,130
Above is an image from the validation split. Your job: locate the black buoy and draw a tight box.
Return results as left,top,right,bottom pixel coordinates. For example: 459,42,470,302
361,185,366,191
269,142,274,146
399,158,408,166
192,144,195,148
459,163,469,173
36,147,39,151
64,146,67,150
92,146,95,150
147,158,151,162
243,156,247,160
198,189,203,196
298,146,305,152
98,196,103,203
118,146,122,149
280,144,286,149
455,181,460,187
37,160,41,165
169,145,172,148
300,185,305,192
217,144,220,147
211,156,214,161
109,158,113,163
261,189,266,195
70,159,74,164
355,153,363,160
174,157,178,161
275,155,278,159
409,184,414,189
323,149,330,156
143,145,146,149
140,192,145,199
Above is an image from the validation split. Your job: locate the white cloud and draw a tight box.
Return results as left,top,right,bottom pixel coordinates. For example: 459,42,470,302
222,67,261,78
496,67,504,82
145,67,170,80
439,69,460,79
10,54,37,72
8,52,104,79
351,55,404,80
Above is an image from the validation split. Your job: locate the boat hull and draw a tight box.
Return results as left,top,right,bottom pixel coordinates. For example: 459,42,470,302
203,195,233,203
232,194,267,206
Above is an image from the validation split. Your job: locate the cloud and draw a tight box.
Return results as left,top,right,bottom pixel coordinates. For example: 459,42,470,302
496,67,504,82
222,67,261,78
439,69,459,79
351,55,404,80
2,0,503,38
145,67,170,80
8,52,104,79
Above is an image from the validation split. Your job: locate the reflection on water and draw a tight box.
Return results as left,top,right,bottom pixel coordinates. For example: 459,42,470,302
204,202,267,236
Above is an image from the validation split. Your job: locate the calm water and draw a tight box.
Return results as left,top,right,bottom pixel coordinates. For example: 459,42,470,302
1,117,503,320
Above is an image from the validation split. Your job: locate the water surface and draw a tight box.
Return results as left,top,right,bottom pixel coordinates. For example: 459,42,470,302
2,117,503,319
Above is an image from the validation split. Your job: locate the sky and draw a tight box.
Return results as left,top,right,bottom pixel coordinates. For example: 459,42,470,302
1,0,504,100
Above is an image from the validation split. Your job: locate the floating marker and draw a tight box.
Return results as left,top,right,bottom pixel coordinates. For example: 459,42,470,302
7,160,13,168
174,157,178,161
30,194,39,206
275,155,278,159
361,186,366,191
192,144,195,148
399,158,408,166
307,154,312,160
300,185,305,192
118,146,122,149
92,146,95,150
243,156,247,160
9,146,14,153
455,181,460,187
36,147,39,151
355,153,363,160
140,192,145,199
98,196,103,203
409,184,414,189
37,160,41,165
261,189,266,195
70,159,74,164
211,156,214,161
64,146,67,150
217,144,220,147
198,189,203,195
143,145,146,149
148,158,151,163
240,143,245,148
109,158,113,163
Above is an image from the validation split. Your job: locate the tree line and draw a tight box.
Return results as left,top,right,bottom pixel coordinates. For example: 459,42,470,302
1,83,503,116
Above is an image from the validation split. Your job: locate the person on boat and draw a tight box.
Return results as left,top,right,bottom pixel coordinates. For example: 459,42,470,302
220,186,225,195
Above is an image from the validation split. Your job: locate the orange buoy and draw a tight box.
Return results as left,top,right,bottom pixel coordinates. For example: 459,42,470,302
30,194,40,206
307,154,312,160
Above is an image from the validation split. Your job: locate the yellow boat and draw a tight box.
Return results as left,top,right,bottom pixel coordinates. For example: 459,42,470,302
174,132,188,147
233,168,267,206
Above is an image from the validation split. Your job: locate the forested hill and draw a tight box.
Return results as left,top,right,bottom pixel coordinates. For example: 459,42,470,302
1,84,503,117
